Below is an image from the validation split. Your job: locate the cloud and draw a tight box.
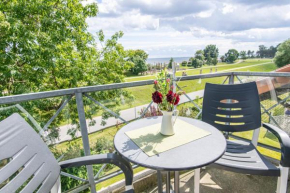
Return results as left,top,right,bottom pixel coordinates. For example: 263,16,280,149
189,27,290,43
228,0,290,7
87,9,159,32
222,3,236,14
85,0,290,57
118,0,214,18
161,4,290,32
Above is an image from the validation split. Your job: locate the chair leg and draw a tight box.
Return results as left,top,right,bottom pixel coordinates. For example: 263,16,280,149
277,166,289,193
51,177,61,193
194,168,200,193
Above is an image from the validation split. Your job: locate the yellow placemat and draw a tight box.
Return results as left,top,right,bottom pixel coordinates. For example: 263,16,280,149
125,119,211,156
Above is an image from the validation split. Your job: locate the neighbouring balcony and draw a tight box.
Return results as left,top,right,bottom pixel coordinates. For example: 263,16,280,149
0,71,290,193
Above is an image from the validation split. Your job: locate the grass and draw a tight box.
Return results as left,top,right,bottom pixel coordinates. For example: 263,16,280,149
55,124,122,152
124,59,272,82
82,59,275,118
96,166,145,191
124,60,276,108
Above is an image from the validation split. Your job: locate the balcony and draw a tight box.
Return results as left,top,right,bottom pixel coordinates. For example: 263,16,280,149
0,71,290,193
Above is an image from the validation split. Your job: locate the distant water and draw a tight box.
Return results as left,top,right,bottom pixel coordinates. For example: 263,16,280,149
147,57,190,64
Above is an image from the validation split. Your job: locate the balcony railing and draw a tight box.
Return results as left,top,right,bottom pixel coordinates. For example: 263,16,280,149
0,71,289,192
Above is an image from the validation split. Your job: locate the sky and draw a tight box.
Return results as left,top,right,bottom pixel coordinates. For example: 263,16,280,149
84,0,290,58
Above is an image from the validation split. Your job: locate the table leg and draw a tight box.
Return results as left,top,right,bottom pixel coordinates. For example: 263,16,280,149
174,171,179,193
194,168,200,193
157,170,163,193
166,171,170,193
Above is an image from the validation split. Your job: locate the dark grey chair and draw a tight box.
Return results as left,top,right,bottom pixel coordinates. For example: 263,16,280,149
0,113,134,193
202,82,290,193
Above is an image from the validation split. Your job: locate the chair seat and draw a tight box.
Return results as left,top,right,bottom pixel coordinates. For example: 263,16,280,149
212,140,280,176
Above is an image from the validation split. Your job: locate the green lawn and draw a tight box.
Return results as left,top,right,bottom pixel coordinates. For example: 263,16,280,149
124,60,276,109
124,59,272,82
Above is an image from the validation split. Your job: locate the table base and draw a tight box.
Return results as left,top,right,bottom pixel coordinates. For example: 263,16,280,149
157,169,200,193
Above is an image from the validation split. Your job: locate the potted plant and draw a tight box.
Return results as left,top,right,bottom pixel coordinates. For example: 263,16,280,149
152,69,183,135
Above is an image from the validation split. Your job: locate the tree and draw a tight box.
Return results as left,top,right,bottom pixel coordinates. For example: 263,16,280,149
168,58,174,69
195,50,205,64
129,56,148,75
0,1,135,139
268,46,277,58
128,49,148,75
240,51,247,60
191,58,203,68
203,45,219,65
0,1,136,191
181,61,187,66
225,49,239,63
251,50,255,58
274,39,290,68
128,49,148,61
247,50,251,58
258,45,267,58
256,50,260,58
220,55,226,62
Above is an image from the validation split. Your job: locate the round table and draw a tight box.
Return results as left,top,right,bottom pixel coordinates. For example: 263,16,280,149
114,116,226,193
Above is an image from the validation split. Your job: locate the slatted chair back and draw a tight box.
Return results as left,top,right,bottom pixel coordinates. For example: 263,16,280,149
0,113,60,193
202,82,261,132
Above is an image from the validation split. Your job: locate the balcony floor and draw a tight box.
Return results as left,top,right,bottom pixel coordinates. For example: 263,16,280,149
147,167,289,193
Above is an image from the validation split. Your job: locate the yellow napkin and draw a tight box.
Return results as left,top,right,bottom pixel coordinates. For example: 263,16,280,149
125,119,211,156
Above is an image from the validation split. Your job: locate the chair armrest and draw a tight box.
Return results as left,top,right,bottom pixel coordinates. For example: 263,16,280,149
59,153,133,186
263,123,290,167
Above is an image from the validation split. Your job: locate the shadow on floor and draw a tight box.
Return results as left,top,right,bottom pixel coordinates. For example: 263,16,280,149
148,167,289,193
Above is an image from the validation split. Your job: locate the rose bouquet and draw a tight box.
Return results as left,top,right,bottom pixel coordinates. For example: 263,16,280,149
152,69,183,112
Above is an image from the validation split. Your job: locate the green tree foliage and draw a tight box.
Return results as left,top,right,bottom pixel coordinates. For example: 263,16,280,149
52,138,114,191
128,49,148,61
220,55,225,62
268,46,278,58
246,50,255,58
181,61,187,66
240,51,247,60
247,50,251,58
203,45,219,65
225,49,239,63
195,50,205,64
256,45,277,58
257,45,267,58
168,57,174,69
0,1,133,141
130,57,148,75
274,39,290,68
128,49,148,75
191,58,203,68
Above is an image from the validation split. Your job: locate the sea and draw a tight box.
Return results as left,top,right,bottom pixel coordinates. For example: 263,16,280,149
147,57,190,64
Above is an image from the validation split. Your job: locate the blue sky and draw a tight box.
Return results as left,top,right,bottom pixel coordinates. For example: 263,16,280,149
84,0,290,58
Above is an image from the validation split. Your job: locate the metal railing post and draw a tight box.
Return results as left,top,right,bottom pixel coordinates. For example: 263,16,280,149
75,92,96,193
229,73,234,84
173,62,177,112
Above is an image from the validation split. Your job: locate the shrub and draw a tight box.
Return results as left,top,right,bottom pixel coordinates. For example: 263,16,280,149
181,61,188,66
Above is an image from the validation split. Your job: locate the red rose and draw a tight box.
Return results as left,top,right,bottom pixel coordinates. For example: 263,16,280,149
174,93,180,105
166,90,180,105
152,91,163,104
166,90,174,103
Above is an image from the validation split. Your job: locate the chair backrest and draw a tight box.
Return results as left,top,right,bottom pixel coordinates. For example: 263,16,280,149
202,82,261,132
0,113,60,193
